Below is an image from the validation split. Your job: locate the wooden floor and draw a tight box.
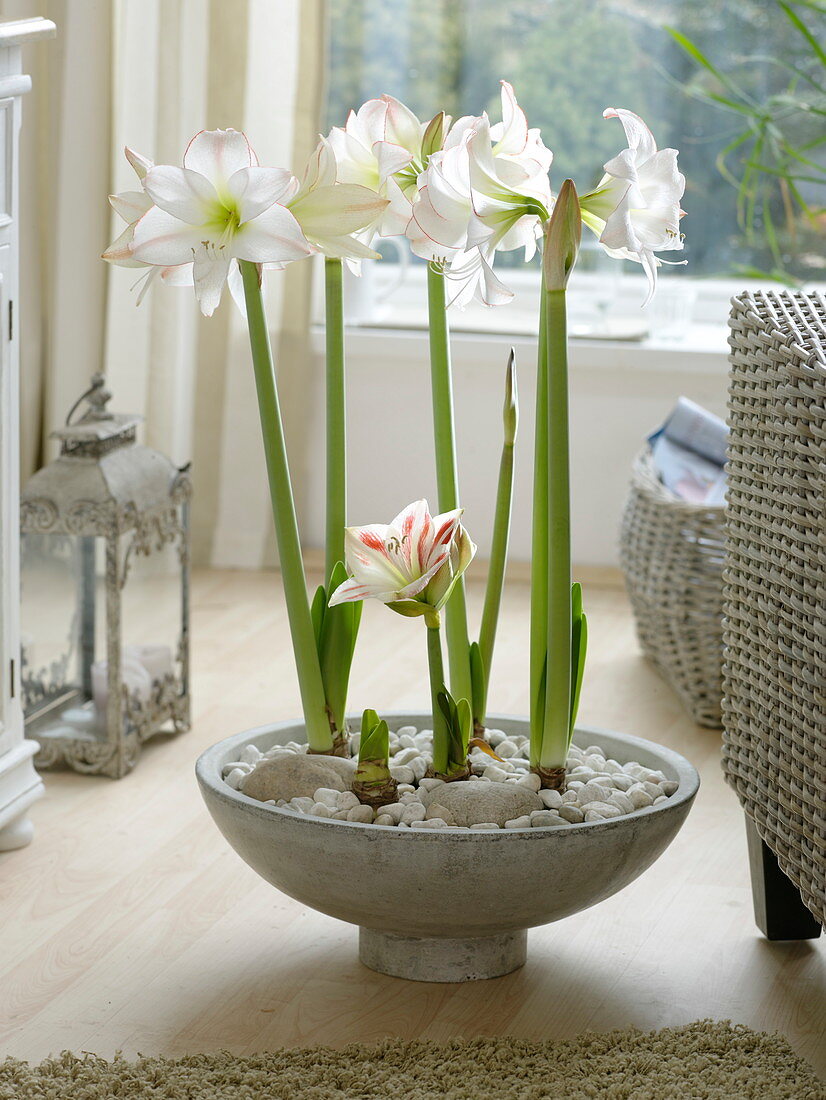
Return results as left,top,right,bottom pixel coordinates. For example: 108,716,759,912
2,566,823,1073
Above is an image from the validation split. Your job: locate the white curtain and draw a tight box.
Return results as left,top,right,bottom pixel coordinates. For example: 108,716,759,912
5,0,325,567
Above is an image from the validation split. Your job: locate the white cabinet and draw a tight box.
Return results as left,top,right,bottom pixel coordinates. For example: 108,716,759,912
0,18,56,852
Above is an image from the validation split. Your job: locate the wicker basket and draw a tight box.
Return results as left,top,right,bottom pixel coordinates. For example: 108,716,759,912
723,290,825,925
619,447,725,727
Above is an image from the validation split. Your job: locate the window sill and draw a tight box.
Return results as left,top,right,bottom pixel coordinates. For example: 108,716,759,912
310,320,730,374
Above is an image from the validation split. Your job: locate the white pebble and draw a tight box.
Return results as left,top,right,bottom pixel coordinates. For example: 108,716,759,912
584,755,607,772
566,780,585,790
469,822,501,830
411,818,448,829
425,803,454,824
396,783,415,795
584,745,604,758
374,814,395,826
578,782,613,805
504,815,532,829
393,747,419,765
496,740,520,759
562,790,579,803
333,809,351,820
568,766,596,779
558,804,585,823
583,801,622,819
395,725,417,738
486,729,507,747
484,765,510,783
349,735,360,755
309,802,334,818
608,791,635,815
643,781,663,799
516,773,542,792
628,786,653,809
389,765,415,784
653,795,667,805
347,805,374,823
239,745,263,765
531,810,565,827
401,803,427,824
539,788,564,809
313,787,342,808
418,778,445,792
289,796,315,813
225,767,247,790
398,734,417,750
410,756,428,780
661,780,679,796
611,774,634,791
376,802,405,824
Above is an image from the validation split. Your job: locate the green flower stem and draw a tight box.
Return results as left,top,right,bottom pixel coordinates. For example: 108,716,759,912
325,258,346,585
425,613,450,775
541,287,572,768
240,260,331,751
476,435,515,725
529,273,549,767
426,265,473,706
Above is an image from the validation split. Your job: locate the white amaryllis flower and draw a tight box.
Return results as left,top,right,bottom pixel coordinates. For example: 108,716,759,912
326,95,431,238
580,108,686,304
408,83,553,306
285,137,389,260
128,129,312,316
328,499,476,619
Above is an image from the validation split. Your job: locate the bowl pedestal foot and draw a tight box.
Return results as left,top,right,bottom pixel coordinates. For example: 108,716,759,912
358,927,527,982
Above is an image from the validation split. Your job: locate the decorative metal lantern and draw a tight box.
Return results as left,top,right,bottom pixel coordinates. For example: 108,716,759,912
20,374,191,778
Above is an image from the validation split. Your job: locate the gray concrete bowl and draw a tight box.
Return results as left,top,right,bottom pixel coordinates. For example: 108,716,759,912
196,714,699,982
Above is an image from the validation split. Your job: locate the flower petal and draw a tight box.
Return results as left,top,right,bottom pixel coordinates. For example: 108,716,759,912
381,94,423,155
130,206,208,266
228,165,297,223
125,146,153,180
192,248,231,317
183,128,254,188
143,165,218,224
109,189,153,224
603,108,657,164
233,203,312,264
290,183,388,237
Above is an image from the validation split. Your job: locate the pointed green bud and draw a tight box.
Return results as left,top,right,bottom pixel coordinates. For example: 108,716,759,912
503,348,518,446
543,178,582,291
421,111,448,161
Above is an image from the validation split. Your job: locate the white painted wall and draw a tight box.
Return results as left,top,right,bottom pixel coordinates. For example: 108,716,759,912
303,324,729,568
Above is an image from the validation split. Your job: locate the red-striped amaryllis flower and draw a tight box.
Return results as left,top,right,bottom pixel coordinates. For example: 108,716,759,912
127,128,313,316
328,499,476,621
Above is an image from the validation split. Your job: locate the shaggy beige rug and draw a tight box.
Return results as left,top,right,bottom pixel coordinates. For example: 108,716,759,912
0,1021,821,1099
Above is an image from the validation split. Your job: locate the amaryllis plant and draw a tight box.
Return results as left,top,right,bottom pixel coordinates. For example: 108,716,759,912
104,84,684,792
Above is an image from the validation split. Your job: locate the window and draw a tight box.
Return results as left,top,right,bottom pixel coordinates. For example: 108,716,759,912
327,0,825,285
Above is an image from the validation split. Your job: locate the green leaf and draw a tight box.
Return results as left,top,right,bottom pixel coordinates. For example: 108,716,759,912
456,697,473,758
310,585,326,652
469,641,487,728
319,587,361,732
779,1,826,66
359,711,389,764
665,26,756,111
570,613,588,738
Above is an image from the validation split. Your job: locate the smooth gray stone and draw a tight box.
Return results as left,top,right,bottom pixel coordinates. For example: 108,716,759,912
421,781,542,827
241,753,355,803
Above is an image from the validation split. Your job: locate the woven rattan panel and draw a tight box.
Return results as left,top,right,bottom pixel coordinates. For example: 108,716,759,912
724,290,825,924
619,448,725,728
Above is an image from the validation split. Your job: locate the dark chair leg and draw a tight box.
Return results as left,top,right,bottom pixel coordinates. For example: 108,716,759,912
745,816,821,941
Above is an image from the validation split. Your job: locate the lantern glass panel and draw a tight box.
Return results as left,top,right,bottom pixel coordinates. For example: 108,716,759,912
21,531,106,742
